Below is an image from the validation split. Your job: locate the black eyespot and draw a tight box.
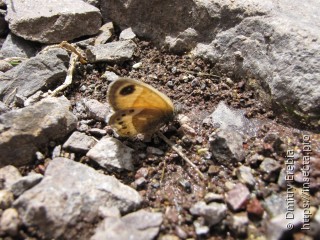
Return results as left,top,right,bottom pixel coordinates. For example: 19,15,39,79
118,121,124,125
122,126,127,129
116,118,121,121
120,85,135,95
121,113,126,117
129,109,134,113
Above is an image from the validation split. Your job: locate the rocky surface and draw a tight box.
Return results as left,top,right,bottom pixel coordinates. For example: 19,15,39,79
101,0,320,126
13,158,142,239
86,40,137,63
0,96,77,167
5,0,102,44
0,48,69,104
0,1,318,240
87,137,134,171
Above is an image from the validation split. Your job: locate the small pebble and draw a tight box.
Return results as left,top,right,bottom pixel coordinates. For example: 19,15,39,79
226,183,250,211
132,62,142,69
135,177,147,188
0,208,21,236
0,190,14,209
246,198,264,220
204,192,224,203
147,147,164,156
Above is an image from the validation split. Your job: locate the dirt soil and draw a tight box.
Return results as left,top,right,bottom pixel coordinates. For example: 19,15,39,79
21,39,320,239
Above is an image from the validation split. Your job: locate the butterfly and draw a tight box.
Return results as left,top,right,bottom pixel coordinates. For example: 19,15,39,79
107,78,175,137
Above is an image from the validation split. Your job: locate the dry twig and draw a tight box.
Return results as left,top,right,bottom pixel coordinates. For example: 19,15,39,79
157,131,206,180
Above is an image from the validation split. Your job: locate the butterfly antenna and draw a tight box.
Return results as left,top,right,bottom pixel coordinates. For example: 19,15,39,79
157,131,206,180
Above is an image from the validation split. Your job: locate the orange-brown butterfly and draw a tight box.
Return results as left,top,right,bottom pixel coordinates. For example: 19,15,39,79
107,78,175,137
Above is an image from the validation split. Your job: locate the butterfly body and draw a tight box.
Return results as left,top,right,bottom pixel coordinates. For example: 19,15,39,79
107,78,174,137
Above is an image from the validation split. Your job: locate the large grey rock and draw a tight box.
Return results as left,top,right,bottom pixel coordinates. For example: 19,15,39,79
0,96,77,167
0,48,69,104
5,0,102,44
14,157,142,240
0,33,39,58
101,0,320,124
86,40,137,63
191,1,320,123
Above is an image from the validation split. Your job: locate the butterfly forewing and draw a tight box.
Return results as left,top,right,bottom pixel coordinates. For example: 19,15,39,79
107,78,174,111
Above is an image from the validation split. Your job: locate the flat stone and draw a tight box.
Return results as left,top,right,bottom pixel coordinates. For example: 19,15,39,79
10,173,43,197
0,165,22,189
119,27,136,40
203,101,263,137
101,71,119,81
14,157,142,240
190,201,227,226
236,165,256,187
86,40,137,63
92,209,162,240
94,22,114,45
263,193,288,218
63,131,96,153
225,183,250,211
267,208,304,240
5,0,102,44
84,99,111,122
209,128,245,164
0,48,69,104
122,209,163,229
229,212,249,237
87,137,134,171
259,157,281,182
0,96,77,167
0,33,39,58
88,128,107,137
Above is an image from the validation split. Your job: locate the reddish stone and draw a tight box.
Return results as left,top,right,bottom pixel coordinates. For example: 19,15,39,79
247,198,264,220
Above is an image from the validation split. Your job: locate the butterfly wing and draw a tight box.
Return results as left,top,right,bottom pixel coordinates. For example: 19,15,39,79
109,108,173,137
107,78,174,112
107,78,175,137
